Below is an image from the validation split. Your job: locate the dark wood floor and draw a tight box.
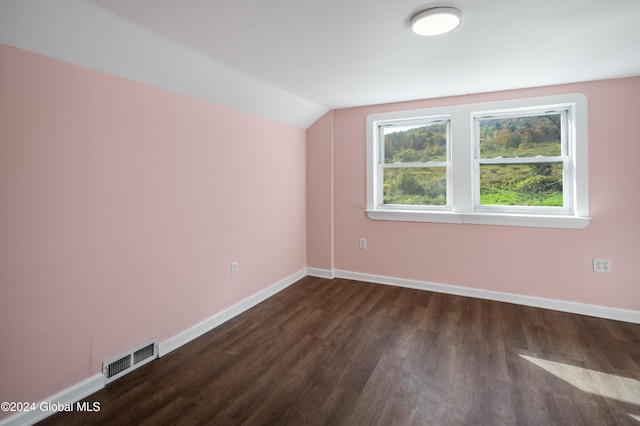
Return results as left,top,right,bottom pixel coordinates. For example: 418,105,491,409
38,277,640,425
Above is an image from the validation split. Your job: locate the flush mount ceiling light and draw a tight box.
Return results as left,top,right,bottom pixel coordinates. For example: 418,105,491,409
411,7,462,36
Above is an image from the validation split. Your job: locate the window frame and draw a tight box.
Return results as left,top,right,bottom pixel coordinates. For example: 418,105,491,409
472,107,572,215
377,116,452,211
365,93,589,229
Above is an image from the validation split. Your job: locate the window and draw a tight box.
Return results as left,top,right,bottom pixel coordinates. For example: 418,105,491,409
379,118,451,209
366,94,589,228
473,108,571,214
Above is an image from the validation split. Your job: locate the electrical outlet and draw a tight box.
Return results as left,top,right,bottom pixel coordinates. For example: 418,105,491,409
359,238,366,249
231,261,238,276
592,258,611,273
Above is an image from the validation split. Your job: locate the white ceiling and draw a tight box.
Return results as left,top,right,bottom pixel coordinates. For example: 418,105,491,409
2,0,640,128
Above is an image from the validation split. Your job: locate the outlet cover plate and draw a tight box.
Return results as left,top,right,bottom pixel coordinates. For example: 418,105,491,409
592,258,611,273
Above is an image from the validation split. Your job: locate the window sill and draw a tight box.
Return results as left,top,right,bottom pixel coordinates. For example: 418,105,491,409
365,209,590,229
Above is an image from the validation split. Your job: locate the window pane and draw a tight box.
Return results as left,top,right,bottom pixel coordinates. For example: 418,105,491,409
479,114,561,159
480,163,563,206
383,167,446,206
384,122,447,163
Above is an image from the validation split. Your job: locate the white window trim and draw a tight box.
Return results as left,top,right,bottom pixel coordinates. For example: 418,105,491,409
366,93,589,229
377,116,452,210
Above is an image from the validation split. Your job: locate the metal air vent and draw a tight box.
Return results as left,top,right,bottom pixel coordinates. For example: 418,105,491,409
103,338,158,383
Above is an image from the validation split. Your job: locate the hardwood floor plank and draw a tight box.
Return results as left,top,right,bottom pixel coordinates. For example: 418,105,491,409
36,276,640,425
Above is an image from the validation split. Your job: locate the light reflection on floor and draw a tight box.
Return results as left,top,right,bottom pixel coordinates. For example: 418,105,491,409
520,354,640,422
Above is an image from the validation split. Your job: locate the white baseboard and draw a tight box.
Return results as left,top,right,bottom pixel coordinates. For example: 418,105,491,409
0,374,104,426
306,267,335,279
331,269,640,324
159,268,307,357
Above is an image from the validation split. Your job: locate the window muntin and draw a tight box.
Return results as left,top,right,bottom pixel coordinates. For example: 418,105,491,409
473,110,572,214
378,119,451,209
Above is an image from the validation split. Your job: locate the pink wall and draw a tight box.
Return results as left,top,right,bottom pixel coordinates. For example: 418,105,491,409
0,44,306,410
306,111,334,270
312,77,640,311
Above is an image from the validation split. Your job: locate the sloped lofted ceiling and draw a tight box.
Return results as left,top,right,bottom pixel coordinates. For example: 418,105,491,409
2,0,640,128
